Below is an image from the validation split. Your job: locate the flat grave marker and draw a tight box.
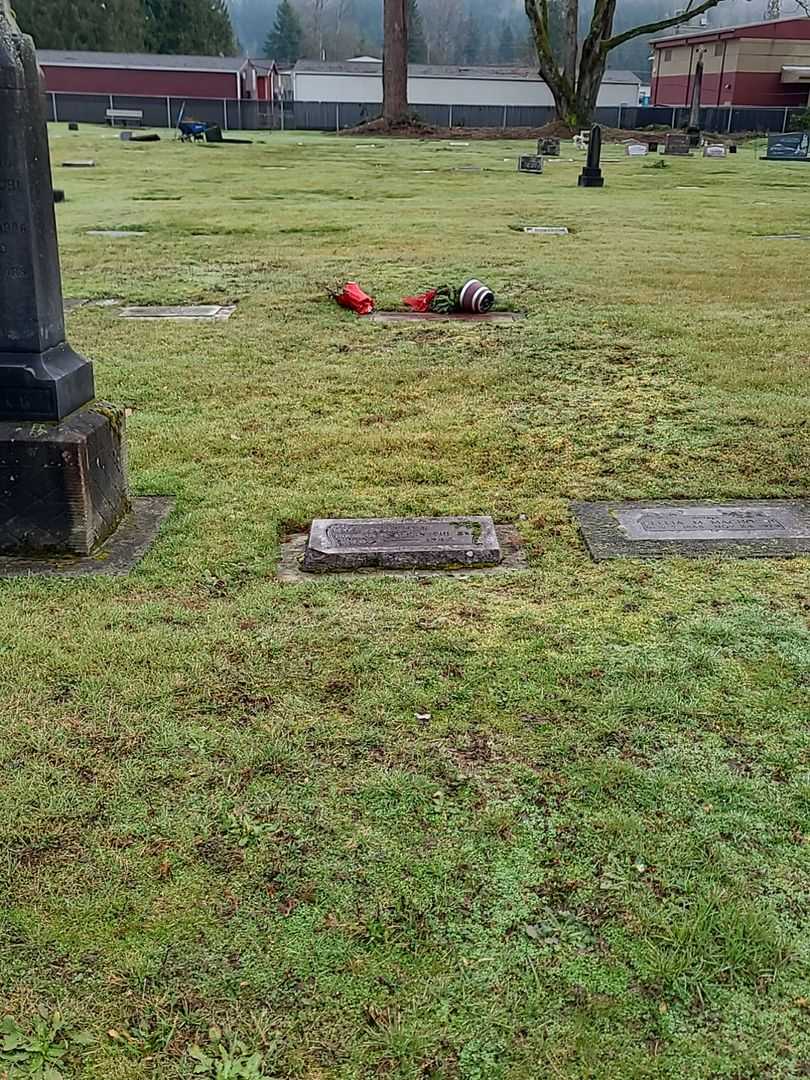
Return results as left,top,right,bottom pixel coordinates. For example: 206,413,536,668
519,226,569,235
87,230,145,238
62,159,96,167
573,500,810,560
119,304,236,321
303,516,502,573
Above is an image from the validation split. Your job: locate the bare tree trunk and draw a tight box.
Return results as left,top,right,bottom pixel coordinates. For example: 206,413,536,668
383,0,409,125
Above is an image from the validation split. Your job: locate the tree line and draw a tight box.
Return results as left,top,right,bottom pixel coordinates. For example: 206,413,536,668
257,0,539,66
13,0,237,55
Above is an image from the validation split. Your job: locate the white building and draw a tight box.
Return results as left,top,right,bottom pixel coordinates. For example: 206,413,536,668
292,61,642,108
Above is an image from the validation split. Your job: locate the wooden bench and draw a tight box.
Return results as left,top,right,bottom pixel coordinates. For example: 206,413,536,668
105,108,143,127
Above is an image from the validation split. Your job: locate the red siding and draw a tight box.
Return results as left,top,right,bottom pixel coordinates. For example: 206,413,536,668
653,69,807,106
41,65,239,98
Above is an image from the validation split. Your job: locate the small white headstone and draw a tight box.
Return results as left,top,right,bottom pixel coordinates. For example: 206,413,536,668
703,144,727,158
626,142,648,156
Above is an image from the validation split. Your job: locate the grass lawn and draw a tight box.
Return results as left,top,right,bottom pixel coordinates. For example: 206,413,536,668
1,125,809,1079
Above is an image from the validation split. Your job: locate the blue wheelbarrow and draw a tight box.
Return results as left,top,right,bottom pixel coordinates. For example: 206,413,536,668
177,119,208,142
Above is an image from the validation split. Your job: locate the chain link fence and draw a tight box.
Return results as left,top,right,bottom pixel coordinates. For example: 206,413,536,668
44,91,808,135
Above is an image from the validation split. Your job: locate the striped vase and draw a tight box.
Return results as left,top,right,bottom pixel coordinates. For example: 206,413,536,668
458,279,495,314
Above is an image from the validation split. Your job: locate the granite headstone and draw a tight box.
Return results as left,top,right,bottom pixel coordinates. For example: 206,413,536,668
0,9,130,555
303,516,502,573
0,17,95,420
518,155,544,174
664,132,691,156
577,124,604,187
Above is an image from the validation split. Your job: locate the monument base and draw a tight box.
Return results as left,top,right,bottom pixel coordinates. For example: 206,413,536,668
0,402,129,556
578,167,604,188
0,343,95,422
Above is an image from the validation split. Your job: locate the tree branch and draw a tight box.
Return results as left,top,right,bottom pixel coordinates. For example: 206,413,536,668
603,0,726,53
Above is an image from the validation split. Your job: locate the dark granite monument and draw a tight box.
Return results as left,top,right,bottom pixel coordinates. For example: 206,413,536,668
537,137,560,157
518,154,544,174
577,124,604,188
664,132,691,156
572,500,810,560
0,10,130,555
303,516,502,573
763,131,810,162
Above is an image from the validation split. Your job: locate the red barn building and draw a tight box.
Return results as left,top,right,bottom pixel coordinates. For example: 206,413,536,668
36,50,272,101
651,16,810,108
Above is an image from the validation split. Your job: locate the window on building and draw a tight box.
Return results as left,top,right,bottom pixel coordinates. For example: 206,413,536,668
664,49,672,61
714,43,723,56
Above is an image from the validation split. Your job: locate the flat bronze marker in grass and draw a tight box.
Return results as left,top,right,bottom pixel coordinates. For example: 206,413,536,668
118,304,236,320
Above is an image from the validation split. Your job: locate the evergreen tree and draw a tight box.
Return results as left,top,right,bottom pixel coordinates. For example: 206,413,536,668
13,0,145,50
498,21,515,63
144,0,237,55
264,0,303,62
407,0,427,63
460,13,481,64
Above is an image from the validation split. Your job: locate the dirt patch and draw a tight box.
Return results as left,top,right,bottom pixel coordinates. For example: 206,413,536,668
339,117,756,145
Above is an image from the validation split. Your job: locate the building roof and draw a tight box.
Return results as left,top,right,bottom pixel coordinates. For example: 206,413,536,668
652,14,810,48
293,60,640,84
36,50,250,72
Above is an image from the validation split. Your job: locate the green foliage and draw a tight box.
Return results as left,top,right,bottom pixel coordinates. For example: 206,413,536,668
188,1031,272,1079
12,0,145,50
144,0,237,56
13,0,237,54
407,0,427,63
263,0,303,64
792,108,810,131
0,1013,93,1079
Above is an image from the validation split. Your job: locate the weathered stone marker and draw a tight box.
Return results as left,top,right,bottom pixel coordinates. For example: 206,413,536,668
0,10,129,555
537,136,560,157
664,132,691,156
517,154,543,174
572,500,810,560
577,124,604,188
303,516,502,573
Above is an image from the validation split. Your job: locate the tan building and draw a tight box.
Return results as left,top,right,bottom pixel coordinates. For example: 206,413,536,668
652,16,810,108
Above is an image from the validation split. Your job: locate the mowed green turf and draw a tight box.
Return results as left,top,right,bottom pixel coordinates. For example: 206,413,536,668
0,125,808,1079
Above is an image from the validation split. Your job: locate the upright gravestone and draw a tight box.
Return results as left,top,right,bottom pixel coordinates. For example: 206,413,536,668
577,124,604,188
0,11,130,554
537,136,560,157
517,154,543,174
664,132,691,156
